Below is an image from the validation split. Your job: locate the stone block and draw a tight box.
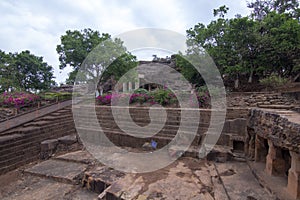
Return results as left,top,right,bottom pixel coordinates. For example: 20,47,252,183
82,166,125,194
223,118,247,135
58,135,77,145
40,139,59,159
24,160,88,184
41,139,58,151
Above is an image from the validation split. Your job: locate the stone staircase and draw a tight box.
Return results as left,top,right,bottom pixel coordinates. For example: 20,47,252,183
73,106,248,160
73,105,221,150
0,106,77,175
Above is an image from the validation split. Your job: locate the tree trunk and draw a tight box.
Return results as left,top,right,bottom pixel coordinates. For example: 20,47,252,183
234,74,239,89
248,66,254,83
293,73,300,82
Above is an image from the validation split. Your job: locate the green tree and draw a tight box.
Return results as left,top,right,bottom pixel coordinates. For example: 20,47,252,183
174,53,204,87
257,12,300,78
57,28,137,86
248,0,300,20
0,50,54,92
225,17,259,84
0,51,15,92
185,4,300,90
13,50,55,91
57,28,110,72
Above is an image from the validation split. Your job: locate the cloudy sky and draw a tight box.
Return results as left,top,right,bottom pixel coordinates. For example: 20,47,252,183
0,0,250,84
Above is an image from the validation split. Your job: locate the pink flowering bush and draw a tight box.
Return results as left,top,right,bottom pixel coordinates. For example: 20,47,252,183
0,92,41,108
96,93,155,105
129,93,153,104
96,88,211,108
96,94,113,105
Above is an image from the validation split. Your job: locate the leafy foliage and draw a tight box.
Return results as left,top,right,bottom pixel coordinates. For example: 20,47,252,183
150,89,177,106
0,50,54,92
96,88,212,108
40,92,72,102
57,29,137,86
259,74,288,87
184,3,300,90
133,88,149,94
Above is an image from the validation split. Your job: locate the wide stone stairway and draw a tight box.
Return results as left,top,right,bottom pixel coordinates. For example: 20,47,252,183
0,105,77,175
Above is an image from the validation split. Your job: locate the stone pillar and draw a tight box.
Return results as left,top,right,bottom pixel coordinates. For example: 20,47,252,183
245,128,255,160
128,82,132,91
265,140,286,176
135,80,139,90
287,151,300,199
122,82,127,93
255,135,267,162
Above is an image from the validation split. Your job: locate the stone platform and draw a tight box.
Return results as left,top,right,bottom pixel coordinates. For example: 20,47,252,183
0,150,277,200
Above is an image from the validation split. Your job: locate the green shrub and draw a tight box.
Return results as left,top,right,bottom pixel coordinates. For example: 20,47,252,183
260,74,288,87
133,88,149,94
41,92,72,101
150,89,177,106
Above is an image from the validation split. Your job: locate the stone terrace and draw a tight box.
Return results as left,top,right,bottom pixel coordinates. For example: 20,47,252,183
0,93,299,199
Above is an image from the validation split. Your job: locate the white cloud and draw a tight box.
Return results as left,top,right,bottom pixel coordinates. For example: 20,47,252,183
0,0,250,83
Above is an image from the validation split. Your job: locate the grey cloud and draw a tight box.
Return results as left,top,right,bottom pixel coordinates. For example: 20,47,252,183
0,0,250,83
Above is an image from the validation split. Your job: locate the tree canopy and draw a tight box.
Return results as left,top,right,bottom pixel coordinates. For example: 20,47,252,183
183,1,300,89
0,50,54,92
56,28,137,85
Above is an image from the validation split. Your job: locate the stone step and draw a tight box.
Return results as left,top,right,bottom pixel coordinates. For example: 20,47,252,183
0,126,76,152
75,119,214,128
38,115,73,122
82,166,125,194
23,120,54,127
0,130,76,163
292,107,300,113
0,154,39,175
76,127,175,148
55,108,72,113
37,115,73,122
49,111,72,117
0,128,77,174
73,105,212,113
24,159,88,184
76,118,211,129
232,152,246,162
74,112,213,122
75,121,209,136
73,106,211,114
76,126,201,148
40,134,78,159
1,177,74,200
258,104,293,109
0,145,40,168
1,118,74,137
53,150,95,164
83,123,211,136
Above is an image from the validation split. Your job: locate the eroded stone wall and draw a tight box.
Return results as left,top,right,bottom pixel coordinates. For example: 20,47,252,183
228,93,298,107
246,108,300,199
246,109,300,154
